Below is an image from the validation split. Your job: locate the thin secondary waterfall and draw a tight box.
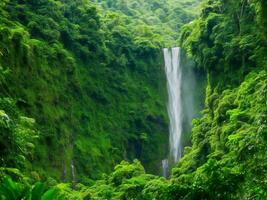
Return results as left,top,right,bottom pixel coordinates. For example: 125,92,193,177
162,47,183,177
71,160,76,188
162,159,169,178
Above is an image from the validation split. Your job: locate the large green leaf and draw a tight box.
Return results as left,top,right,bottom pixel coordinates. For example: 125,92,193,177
41,188,60,200
31,182,45,200
0,177,19,199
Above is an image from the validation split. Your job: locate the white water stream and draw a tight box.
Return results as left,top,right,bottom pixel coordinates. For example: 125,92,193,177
162,47,183,177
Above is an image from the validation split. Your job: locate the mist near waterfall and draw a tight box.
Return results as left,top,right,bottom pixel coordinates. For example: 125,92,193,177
180,50,205,147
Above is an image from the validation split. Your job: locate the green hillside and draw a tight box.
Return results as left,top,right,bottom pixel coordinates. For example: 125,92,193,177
1,0,267,199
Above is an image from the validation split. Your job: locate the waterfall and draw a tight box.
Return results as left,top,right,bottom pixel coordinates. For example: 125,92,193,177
161,47,204,178
162,47,183,177
162,159,169,178
164,47,183,163
71,160,76,188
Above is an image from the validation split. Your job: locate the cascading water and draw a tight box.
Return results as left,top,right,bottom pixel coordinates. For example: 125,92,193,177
71,160,76,188
162,47,183,177
162,159,169,178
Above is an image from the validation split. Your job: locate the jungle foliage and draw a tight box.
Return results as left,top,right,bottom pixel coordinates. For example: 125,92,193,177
0,0,199,183
1,0,267,199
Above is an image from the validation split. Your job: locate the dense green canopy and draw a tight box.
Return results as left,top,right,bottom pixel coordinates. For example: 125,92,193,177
1,0,267,199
